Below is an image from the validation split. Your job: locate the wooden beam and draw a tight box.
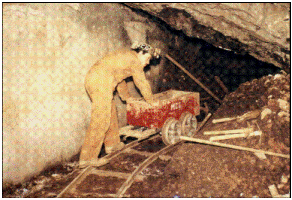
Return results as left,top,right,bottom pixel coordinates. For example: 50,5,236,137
214,76,229,94
197,113,212,132
179,136,290,159
209,131,262,141
165,54,222,104
212,117,236,124
212,110,261,124
204,128,253,135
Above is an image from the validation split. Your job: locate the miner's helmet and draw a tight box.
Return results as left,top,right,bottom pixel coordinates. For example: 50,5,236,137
131,42,161,59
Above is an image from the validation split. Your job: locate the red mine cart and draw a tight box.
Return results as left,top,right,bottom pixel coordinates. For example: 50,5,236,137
119,90,200,145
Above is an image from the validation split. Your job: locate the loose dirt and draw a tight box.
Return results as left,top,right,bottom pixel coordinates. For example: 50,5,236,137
124,72,290,198
3,72,290,198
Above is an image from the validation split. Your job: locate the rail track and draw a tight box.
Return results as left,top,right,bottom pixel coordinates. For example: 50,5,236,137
56,132,178,197
57,113,211,198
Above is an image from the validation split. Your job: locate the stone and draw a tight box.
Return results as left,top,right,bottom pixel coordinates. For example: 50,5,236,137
261,108,272,120
267,99,279,112
274,74,283,80
278,111,290,122
277,99,290,112
266,121,273,129
264,79,271,87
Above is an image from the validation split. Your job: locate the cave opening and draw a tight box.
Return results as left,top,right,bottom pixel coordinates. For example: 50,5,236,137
124,4,282,115
157,34,281,113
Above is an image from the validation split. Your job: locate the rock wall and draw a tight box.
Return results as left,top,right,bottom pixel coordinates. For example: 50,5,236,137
125,3,290,72
3,3,168,186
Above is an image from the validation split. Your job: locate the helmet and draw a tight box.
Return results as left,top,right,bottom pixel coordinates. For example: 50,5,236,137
131,42,161,59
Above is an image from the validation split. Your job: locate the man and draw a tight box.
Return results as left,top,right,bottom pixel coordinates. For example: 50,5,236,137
79,43,161,168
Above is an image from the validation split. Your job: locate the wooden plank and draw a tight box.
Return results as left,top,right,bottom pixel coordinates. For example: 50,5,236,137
119,126,157,139
204,128,253,135
119,125,135,135
90,169,146,181
212,110,261,124
209,131,262,141
212,117,236,124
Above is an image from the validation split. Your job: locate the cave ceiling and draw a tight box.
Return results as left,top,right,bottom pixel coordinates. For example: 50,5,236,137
125,3,290,72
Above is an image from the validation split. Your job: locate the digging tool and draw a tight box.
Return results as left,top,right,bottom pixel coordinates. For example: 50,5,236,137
204,123,262,141
212,109,261,124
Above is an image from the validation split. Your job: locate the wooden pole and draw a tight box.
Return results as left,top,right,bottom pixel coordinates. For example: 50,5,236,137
212,117,236,124
165,54,222,104
204,128,253,135
209,131,262,141
197,113,212,132
212,110,261,124
179,136,290,159
214,76,229,94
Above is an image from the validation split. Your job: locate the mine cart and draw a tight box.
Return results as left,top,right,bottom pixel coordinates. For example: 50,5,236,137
119,90,200,145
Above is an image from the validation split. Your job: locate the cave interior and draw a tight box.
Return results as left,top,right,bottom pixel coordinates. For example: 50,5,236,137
129,6,281,114
3,3,289,198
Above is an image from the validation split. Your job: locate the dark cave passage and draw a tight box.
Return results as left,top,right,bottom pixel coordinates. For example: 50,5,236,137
123,4,282,114
156,34,281,113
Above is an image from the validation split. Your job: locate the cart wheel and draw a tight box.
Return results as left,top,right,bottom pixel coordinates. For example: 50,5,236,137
161,118,182,145
179,112,197,137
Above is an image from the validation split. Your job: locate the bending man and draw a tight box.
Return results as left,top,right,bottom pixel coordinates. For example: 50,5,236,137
79,43,161,168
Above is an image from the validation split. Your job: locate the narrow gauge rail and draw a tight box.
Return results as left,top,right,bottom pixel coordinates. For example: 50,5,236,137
57,132,177,197
57,90,208,197
57,113,211,198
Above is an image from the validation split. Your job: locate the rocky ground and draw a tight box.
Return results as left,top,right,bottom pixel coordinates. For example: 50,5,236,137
3,72,290,198
129,71,290,198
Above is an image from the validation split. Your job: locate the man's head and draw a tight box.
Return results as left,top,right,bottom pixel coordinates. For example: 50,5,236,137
131,42,161,66
137,51,152,66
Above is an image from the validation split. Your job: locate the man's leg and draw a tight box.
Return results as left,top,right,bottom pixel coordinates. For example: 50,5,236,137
104,100,124,154
79,92,112,167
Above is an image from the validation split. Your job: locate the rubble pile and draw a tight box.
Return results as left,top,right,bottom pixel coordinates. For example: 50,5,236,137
161,71,290,197
221,71,290,148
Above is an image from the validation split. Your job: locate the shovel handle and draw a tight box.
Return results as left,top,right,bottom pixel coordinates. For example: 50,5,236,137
212,117,236,124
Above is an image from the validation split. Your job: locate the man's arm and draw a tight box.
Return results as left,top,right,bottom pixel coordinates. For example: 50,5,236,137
116,80,131,102
132,70,153,104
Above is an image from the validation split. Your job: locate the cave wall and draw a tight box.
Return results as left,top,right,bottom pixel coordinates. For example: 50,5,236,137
3,3,169,186
125,3,290,72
